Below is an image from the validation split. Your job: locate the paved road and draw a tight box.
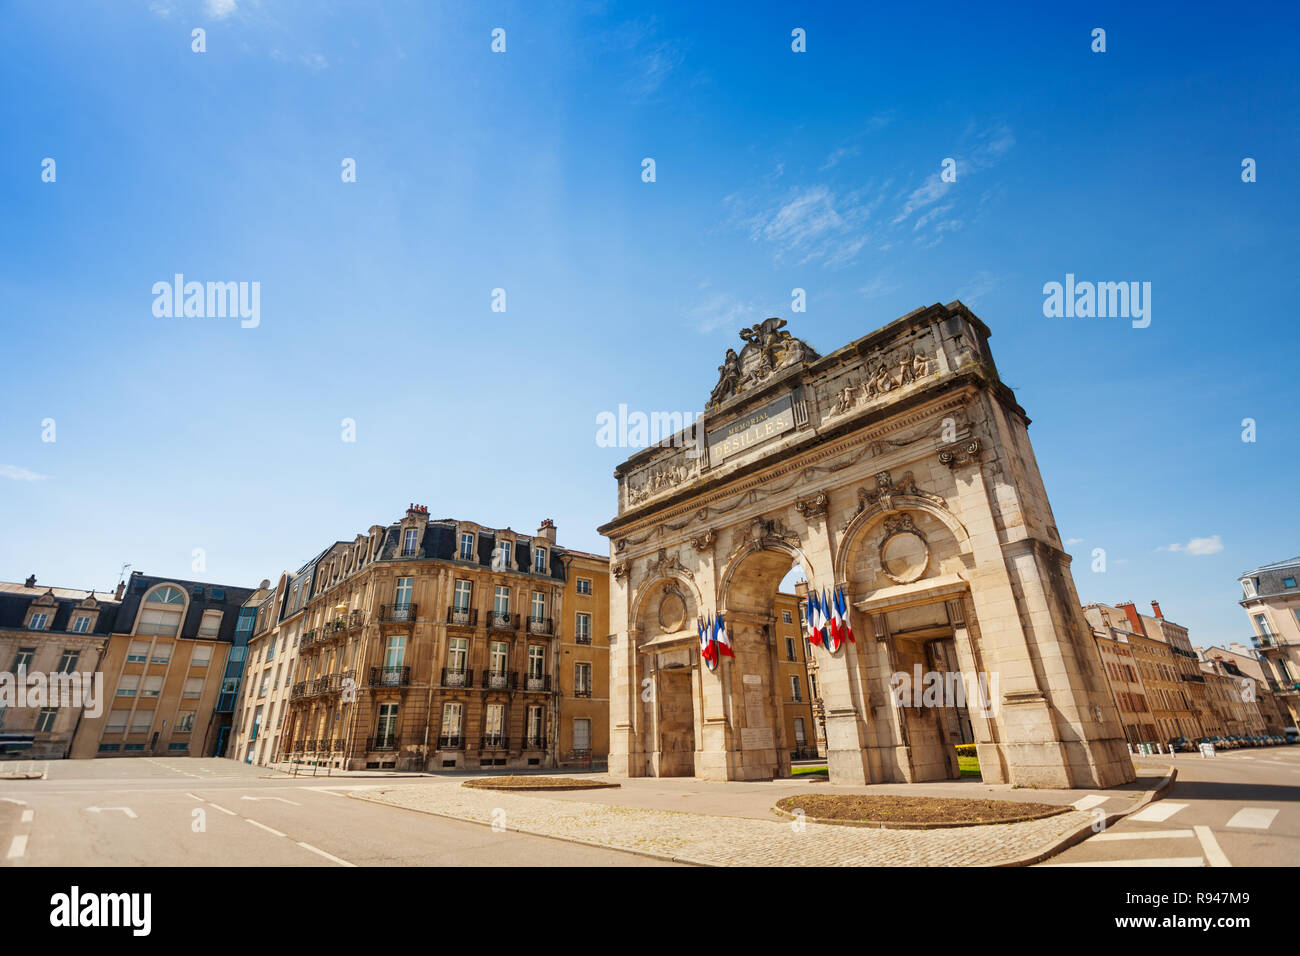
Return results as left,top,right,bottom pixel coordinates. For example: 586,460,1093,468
1040,745,1300,867
0,758,676,867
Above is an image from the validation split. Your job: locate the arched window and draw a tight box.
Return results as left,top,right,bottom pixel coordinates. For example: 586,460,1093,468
137,585,186,637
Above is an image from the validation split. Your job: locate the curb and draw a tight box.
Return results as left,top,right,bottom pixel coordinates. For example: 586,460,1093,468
770,802,1071,830
995,765,1178,867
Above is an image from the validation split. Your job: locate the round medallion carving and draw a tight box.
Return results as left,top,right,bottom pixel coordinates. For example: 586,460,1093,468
658,592,687,632
879,514,930,584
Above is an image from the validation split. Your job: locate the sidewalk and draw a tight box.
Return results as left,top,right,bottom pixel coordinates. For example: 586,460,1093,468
349,771,1163,866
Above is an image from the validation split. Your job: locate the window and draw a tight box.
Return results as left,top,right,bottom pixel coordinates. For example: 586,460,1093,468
35,707,57,733
786,637,797,661
574,662,592,697
176,711,196,733
12,647,36,671
198,610,223,638
809,674,818,700
803,637,813,660
142,675,163,699
126,640,148,663
526,705,543,743
794,717,807,746
782,610,793,624
57,650,79,673
129,711,152,733
28,612,48,630
493,541,512,571
573,718,591,751
251,705,263,741
384,635,406,669
494,586,510,616
376,703,398,744
534,548,547,573
453,580,472,612
484,703,505,741
71,615,91,633
137,585,186,636
790,676,802,701
402,528,418,556
151,644,172,665
116,675,140,698
531,591,546,621
105,710,129,733
441,702,462,739
191,645,212,667
447,637,468,674
394,577,413,608
459,533,475,560
183,677,203,699
490,641,508,675
1284,577,1297,589
98,744,121,752
259,673,270,697
575,612,591,644
528,645,545,678
576,577,592,596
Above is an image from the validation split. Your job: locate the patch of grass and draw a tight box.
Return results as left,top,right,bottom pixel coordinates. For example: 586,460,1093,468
775,793,1068,828
792,765,829,777
958,754,981,777
462,775,620,791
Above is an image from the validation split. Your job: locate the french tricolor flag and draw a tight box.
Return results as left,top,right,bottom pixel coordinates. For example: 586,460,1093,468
806,589,823,646
715,614,734,658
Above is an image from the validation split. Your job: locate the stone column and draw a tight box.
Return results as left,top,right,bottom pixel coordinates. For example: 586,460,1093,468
606,559,640,776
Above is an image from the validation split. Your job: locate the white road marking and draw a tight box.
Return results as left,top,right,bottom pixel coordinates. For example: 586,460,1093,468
1225,807,1279,829
184,793,204,801
207,803,237,816
246,819,286,838
6,835,28,859
1072,795,1109,811
1091,828,1195,841
1129,802,1188,823
1195,826,1232,867
1042,857,1204,867
20,810,33,823
296,841,356,866
0,798,26,806
85,806,138,818
241,796,301,806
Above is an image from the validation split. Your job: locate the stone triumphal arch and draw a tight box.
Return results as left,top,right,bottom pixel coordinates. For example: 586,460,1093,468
598,303,1135,788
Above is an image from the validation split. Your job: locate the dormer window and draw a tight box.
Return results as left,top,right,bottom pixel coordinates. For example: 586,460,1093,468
71,615,91,633
138,585,186,637
28,612,49,630
534,548,547,574
493,540,513,571
402,528,419,556
460,532,475,561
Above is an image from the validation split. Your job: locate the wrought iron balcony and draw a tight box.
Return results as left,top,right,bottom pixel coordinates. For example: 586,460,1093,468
380,603,417,624
790,746,819,760
290,681,310,700
369,665,412,687
523,674,552,692
441,667,473,688
573,687,592,699
487,611,518,631
527,617,552,635
575,634,592,645
318,737,336,752
1252,633,1283,650
446,606,478,627
482,670,518,690
480,735,509,750
299,628,319,649
369,735,400,752
300,738,315,752
522,735,547,750
437,735,464,749
348,609,365,631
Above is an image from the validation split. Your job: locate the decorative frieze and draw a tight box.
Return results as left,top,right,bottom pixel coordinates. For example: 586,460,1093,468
939,438,981,469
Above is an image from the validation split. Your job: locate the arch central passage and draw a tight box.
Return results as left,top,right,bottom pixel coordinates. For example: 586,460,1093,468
599,305,1135,789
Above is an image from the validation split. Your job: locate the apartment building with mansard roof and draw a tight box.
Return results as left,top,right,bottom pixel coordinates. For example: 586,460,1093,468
1238,556,1300,728
275,506,609,771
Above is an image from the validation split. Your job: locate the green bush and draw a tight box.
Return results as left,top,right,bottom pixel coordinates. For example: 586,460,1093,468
954,743,978,758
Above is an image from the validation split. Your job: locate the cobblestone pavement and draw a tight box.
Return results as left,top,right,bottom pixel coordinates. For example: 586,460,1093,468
352,780,1094,866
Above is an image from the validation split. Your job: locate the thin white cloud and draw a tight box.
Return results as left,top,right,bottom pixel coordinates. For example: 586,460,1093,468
1065,537,1084,545
206,0,238,18
956,270,1002,305
1,465,46,481
1158,535,1224,556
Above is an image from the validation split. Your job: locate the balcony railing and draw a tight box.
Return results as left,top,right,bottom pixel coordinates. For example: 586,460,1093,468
300,738,315,752
573,687,592,699
441,667,473,688
482,670,518,691
369,735,400,751
487,611,518,631
524,674,551,692
1252,633,1282,649
576,634,592,645
480,735,509,750
522,735,547,750
527,617,552,635
446,606,478,627
290,681,310,700
369,665,411,687
790,746,818,760
348,609,365,631
437,735,464,749
300,628,319,649
380,603,417,624
318,738,336,752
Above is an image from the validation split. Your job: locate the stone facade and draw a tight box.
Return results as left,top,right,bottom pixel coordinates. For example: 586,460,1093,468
599,304,1135,789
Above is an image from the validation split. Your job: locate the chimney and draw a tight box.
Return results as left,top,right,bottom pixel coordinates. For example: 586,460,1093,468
1151,600,1164,620
114,581,125,601
405,503,429,520
537,518,557,544
24,574,36,588
1115,601,1146,636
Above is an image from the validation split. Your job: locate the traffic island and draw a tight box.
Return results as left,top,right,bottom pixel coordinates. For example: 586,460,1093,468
463,775,622,792
773,794,1072,829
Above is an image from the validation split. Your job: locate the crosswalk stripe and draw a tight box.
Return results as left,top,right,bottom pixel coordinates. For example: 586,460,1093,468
1194,826,1232,867
1225,808,1278,829
1072,795,1109,811
1128,802,1188,823
1091,828,1195,841
1041,857,1204,867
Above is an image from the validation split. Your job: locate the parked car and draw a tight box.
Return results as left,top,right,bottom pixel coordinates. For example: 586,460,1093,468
1286,729,1299,744
1168,736,1195,753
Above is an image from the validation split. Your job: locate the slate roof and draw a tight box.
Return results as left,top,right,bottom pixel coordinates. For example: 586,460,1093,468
1239,556,1300,601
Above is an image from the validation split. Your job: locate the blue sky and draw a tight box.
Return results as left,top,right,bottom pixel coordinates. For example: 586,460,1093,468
1,1,1297,647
